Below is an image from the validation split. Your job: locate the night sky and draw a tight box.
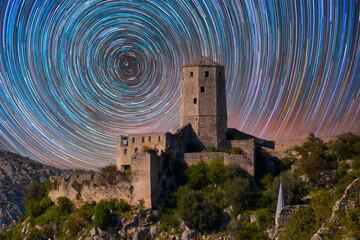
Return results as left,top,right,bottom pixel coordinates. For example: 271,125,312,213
0,0,359,169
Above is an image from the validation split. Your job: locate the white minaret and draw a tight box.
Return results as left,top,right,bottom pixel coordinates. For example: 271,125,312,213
275,180,285,226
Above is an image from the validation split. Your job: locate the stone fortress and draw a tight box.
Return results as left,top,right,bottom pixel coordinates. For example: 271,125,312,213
115,57,277,208
48,57,340,209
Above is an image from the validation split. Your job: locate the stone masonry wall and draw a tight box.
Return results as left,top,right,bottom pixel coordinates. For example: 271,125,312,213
274,136,337,152
184,151,255,176
50,153,162,209
48,174,133,209
117,132,169,169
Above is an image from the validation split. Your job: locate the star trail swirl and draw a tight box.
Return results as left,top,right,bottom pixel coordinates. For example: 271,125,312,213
0,0,359,169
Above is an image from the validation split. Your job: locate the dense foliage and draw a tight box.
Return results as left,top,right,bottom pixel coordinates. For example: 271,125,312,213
1,133,359,239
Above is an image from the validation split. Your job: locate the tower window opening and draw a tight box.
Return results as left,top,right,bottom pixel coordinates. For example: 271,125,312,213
134,148,138,153
158,136,162,142
132,137,135,143
201,86,205,92
148,136,151,142
142,137,145,143
205,71,209,77
124,149,128,154
194,98,197,104
219,71,222,77
190,72,194,77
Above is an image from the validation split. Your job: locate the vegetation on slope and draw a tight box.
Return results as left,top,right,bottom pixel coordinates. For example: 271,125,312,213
0,133,359,239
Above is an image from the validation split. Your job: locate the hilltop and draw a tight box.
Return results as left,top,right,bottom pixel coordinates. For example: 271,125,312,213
0,132,359,239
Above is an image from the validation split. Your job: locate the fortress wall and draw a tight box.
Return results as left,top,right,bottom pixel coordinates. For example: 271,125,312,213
150,153,162,207
48,174,133,209
230,139,255,156
225,154,255,176
230,139,256,166
184,152,226,166
274,136,337,152
117,132,168,169
131,153,153,208
184,151,255,176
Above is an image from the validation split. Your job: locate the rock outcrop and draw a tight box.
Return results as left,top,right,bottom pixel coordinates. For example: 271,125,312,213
0,150,65,232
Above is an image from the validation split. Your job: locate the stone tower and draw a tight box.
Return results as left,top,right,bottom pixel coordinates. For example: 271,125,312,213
180,57,228,148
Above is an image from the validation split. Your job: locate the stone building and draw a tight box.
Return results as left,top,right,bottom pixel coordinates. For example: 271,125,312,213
115,57,274,208
180,57,228,148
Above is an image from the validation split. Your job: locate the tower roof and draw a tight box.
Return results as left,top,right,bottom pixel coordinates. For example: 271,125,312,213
184,57,223,67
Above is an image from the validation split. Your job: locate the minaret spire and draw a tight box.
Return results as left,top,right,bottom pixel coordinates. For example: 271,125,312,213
275,179,285,220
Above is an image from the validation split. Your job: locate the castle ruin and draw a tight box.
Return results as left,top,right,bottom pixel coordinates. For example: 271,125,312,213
113,57,276,208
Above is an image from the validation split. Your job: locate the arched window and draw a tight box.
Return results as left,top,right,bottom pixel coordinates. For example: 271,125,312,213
134,148,138,153
124,149,128,154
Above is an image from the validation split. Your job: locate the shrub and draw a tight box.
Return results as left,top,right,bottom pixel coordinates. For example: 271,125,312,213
260,174,274,190
143,146,157,154
56,197,73,214
279,206,318,240
225,164,247,180
224,177,252,212
185,160,209,190
294,133,328,159
98,165,122,185
35,206,59,224
24,182,47,204
94,200,111,230
231,147,243,154
296,153,327,183
160,212,180,232
331,132,360,160
227,219,268,240
256,208,274,230
25,200,43,218
71,181,82,194
310,190,333,221
267,171,308,207
108,199,130,215
177,189,222,233
207,157,226,185
67,211,89,237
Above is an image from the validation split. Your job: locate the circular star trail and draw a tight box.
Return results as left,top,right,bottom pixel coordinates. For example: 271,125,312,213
0,0,359,169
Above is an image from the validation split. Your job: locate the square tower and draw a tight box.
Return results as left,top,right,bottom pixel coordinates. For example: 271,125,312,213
180,57,228,148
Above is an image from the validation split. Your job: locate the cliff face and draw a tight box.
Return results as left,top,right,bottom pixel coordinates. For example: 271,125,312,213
0,150,64,232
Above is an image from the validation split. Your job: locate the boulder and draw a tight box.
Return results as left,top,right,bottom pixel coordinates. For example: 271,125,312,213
90,227,97,237
250,215,257,223
310,234,324,240
134,227,150,240
181,228,196,240
150,226,162,238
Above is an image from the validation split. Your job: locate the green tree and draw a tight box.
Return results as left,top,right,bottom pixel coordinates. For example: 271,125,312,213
25,200,43,218
267,171,308,206
24,182,47,204
185,160,209,190
297,153,327,183
224,177,253,212
94,200,111,230
56,197,73,214
225,164,247,180
332,132,360,160
177,189,223,233
207,157,226,185
279,206,318,240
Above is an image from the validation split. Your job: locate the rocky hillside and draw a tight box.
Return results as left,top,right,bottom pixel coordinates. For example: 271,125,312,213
0,150,66,232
